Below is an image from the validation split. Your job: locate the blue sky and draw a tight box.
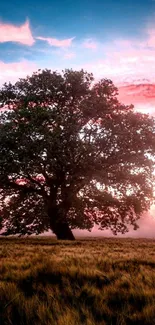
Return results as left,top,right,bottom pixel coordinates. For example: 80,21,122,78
0,0,154,38
1,0,155,111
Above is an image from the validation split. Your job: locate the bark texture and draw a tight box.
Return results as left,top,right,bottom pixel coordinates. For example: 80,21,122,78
48,206,75,240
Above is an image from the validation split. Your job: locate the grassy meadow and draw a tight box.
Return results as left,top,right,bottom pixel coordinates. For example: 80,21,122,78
0,237,155,325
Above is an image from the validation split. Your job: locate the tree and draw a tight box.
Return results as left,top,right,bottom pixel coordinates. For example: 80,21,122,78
0,69,155,240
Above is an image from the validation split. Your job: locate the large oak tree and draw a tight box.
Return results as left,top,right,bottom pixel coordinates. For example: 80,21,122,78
0,69,155,240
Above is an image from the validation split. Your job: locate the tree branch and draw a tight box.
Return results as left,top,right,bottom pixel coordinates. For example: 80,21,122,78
4,177,42,195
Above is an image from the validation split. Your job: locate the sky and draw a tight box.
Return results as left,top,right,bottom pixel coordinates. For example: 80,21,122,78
1,0,155,111
1,0,155,237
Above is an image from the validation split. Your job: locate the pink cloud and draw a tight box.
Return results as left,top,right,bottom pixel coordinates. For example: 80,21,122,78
83,39,98,50
0,20,34,46
79,27,155,115
0,60,37,85
118,83,155,113
36,36,74,47
92,48,155,84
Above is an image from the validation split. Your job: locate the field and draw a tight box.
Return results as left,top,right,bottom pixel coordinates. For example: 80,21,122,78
0,237,155,325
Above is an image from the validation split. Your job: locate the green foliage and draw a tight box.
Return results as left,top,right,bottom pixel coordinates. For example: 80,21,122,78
0,69,155,237
0,237,155,324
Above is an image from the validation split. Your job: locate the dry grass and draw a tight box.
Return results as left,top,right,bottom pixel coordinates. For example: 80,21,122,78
0,237,155,324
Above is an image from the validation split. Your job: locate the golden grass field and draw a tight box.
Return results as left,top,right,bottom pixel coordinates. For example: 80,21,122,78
0,237,155,325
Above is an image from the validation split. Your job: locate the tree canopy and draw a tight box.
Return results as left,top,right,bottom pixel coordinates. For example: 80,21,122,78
0,69,155,240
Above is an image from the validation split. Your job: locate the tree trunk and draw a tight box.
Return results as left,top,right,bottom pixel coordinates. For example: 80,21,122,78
51,221,75,240
48,206,75,240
